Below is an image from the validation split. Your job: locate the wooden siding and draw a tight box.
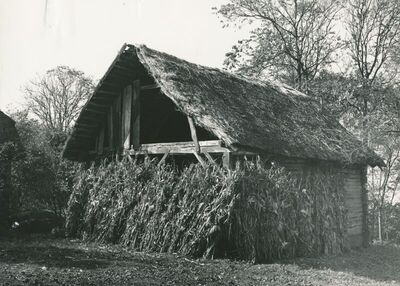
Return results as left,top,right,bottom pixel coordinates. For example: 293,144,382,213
91,82,140,155
278,158,307,173
279,158,365,248
343,168,364,247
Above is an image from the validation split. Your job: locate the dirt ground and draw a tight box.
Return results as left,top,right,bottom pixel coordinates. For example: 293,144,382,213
1,235,400,286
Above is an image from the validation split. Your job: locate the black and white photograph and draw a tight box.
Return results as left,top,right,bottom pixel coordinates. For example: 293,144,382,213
1,0,400,285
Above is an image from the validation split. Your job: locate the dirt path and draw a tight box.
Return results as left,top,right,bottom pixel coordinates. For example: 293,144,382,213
1,235,400,285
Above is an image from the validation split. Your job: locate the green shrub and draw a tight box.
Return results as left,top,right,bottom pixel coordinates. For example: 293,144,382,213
66,158,346,262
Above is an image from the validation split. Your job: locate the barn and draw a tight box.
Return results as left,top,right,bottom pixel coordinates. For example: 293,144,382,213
63,44,384,249
0,110,19,232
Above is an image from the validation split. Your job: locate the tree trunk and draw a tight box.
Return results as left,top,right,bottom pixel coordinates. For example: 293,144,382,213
378,208,383,242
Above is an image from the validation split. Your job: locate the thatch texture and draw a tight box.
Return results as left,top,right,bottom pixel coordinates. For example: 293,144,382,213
0,110,18,144
63,44,383,167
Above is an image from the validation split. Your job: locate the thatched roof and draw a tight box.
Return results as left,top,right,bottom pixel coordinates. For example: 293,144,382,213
0,110,18,144
63,44,384,167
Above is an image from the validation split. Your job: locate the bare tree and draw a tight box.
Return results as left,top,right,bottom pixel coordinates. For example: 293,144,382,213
347,0,400,86
346,0,400,242
369,137,400,241
25,66,94,133
346,0,400,125
218,0,343,90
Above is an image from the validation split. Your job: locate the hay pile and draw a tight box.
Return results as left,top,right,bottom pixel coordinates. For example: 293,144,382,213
66,159,347,262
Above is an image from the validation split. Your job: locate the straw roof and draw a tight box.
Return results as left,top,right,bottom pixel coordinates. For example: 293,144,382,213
0,110,18,144
63,44,384,167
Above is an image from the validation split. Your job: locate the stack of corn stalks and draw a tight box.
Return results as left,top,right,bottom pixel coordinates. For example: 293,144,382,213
66,158,346,262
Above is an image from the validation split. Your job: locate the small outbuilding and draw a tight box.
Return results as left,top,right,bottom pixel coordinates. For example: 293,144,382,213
63,44,384,248
0,110,19,232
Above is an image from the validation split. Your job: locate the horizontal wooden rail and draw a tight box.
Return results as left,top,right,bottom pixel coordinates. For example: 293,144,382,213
127,140,229,155
140,83,159,90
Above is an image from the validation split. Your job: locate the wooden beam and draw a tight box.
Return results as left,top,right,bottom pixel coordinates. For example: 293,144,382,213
233,150,258,156
360,167,369,247
114,64,133,73
97,90,119,96
98,127,105,155
132,80,141,149
89,102,110,109
222,152,231,169
101,81,121,88
122,85,132,149
157,151,170,167
135,140,220,148
90,100,113,110
128,140,228,155
204,152,217,166
85,108,106,115
76,123,98,128
80,113,100,118
107,74,133,83
94,133,99,152
108,106,114,149
111,70,136,81
74,126,96,133
71,133,93,139
140,83,159,91
187,116,200,153
114,94,122,148
193,152,207,168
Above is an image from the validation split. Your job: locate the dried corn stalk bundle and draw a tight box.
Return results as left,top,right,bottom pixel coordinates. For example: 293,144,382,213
66,159,346,262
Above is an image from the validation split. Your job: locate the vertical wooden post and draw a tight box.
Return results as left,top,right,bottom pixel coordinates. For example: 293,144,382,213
157,151,170,167
98,127,105,155
204,152,216,166
108,106,114,149
193,152,207,168
114,94,122,149
361,166,369,247
222,152,231,169
132,80,141,149
122,85,133,150
94,134,99,153
187,116,208,167
187,116,200,153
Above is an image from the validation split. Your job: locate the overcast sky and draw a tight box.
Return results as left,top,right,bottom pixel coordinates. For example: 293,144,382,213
0,0,250,111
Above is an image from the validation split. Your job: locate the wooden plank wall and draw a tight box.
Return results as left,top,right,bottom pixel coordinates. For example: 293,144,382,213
343,168,364,247
278,158,306,173
279,158,364,248
92,82,141,155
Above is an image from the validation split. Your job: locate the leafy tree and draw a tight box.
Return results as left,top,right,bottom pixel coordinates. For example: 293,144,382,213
8,66,94,221
9,110,77,217
0,141,19,232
